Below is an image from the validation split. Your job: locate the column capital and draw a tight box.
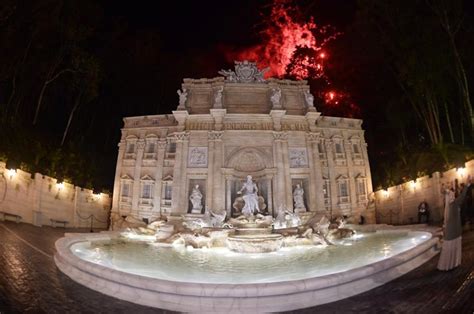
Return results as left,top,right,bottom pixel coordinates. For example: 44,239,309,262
208,130,224,141
272,131,288,141
137,139,146,150
172,131,189,142
157,140,167,149
306,132,321,142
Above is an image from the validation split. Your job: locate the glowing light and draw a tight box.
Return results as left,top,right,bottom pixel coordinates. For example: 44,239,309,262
94,193,102,200
57,182,65,191
7,169,16,179
410,180,417,190
383,190,389,198
227,0,340,79
457,167,466,177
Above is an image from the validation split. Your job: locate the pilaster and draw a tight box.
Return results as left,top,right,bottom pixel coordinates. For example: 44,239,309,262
171,132,189,213
210,131,224,210
131,139,145,217
325,139,338,216
111,141,125,213
344,141,358,216
306,132,325,212
154,140,167,215
273,131,287,210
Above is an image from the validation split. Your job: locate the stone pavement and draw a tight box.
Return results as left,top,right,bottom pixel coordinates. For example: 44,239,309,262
0,221,472,314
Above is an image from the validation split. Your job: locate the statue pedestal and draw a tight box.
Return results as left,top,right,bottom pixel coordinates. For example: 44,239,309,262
190,208,203,214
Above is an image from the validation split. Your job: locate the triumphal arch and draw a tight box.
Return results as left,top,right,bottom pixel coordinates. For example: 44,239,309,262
111,61,373,222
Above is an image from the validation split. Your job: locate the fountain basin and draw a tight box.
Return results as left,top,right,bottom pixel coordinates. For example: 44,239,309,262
55,227,439,313
227,233,283,253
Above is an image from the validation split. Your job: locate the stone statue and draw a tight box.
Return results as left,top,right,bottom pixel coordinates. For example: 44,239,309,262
293,184,306,213
177,88,187,108
189,185,203,213
237,175,260,216
304,90,315,108
214,86,223,108
270,88,282,107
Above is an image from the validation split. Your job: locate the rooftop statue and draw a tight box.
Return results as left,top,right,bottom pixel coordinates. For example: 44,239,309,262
177,88,187,108
218,60,269,83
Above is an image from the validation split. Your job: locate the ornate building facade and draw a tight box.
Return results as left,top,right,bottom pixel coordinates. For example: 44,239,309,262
111,61,373,222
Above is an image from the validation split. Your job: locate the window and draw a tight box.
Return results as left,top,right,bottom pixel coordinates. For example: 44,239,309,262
167,142,176,153
146,142,155,154
142,184,152,199
335,143,343,154
353,144,360,154
318,142,326,159
357,180,366,195
339,181,348,197
121,183,130,197
165,185,172,199
126,143,135,154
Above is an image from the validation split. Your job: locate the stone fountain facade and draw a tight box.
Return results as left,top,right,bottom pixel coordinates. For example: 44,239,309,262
111,61,373,223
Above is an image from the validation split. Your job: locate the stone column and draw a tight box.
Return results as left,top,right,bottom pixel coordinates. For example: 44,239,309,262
226,177,232,217
111,141,125,214
206,135,215,208
344,141,358,216
306,132,325,212
325,139,339,216
273,131,287,210
281,139,293,210
171,132,189,214
361,142,373,194
153,140,167,216
131,139,145,217
210,131,224,210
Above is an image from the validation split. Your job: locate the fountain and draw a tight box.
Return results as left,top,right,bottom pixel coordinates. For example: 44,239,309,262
54,64,439,312
54,176,439,312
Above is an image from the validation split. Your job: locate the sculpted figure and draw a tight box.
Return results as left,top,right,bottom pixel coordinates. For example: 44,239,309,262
214,86,223,107
237,175,260,216
270,87,282,107
177,88,187,107
189,185,203,213
293,184,306,212
304,90,315,108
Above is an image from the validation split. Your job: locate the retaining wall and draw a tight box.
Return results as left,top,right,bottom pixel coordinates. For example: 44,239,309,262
0,161,110,228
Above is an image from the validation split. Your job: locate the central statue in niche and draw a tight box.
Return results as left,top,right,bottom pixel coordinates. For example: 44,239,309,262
237,175,260,216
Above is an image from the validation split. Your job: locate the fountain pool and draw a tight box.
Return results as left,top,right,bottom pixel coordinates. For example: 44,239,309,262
55,227,439,312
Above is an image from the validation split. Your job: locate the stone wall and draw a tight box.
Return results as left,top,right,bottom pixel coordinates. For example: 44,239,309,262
0,161,111,228
374,160,474,224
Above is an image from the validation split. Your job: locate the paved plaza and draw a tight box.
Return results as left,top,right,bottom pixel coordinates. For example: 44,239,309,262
0,221,472,313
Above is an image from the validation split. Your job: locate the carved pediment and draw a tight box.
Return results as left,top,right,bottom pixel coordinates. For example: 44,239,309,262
120,174,133,181
140,174,155,182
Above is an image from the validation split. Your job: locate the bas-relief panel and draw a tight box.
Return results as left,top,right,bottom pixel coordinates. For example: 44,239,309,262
188,147,208,168
289,148,308,168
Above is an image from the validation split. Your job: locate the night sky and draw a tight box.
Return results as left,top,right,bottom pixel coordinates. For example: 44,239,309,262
1,0,472,191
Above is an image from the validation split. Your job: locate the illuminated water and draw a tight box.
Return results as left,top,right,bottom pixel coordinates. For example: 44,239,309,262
71,231,431,284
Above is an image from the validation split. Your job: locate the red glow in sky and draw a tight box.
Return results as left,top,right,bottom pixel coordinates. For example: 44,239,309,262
227,0,329,78
225,0,360,118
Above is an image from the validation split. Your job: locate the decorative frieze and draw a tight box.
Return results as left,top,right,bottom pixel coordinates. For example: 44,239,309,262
281,122,308,131
224,122,273,130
